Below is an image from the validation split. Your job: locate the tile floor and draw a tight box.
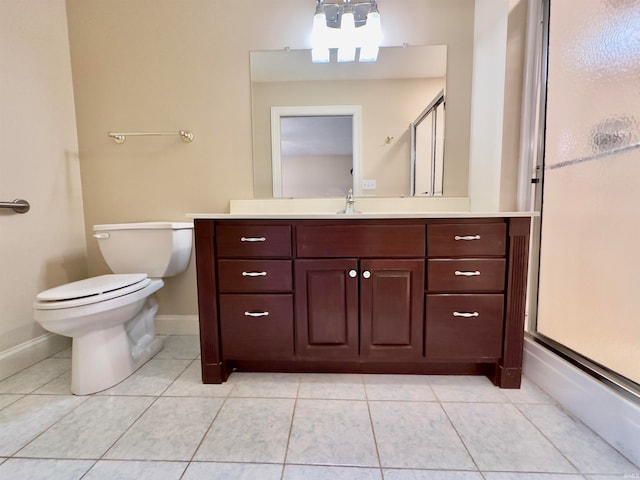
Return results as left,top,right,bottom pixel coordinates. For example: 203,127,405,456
0,335,637,480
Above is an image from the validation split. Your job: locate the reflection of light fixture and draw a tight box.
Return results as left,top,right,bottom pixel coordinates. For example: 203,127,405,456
311,0,382,63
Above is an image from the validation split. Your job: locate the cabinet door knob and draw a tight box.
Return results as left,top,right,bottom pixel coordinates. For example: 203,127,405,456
244,311,269,317
453,311,479,318
454,270,480,277
348,269,358,278
242,271,267,277
362,270,371,279
454,235,481,241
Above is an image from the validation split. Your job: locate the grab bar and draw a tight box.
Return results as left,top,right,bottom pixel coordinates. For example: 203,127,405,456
0,199,30,214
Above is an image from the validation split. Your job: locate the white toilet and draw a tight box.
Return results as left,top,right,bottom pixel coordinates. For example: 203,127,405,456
33,222,193,395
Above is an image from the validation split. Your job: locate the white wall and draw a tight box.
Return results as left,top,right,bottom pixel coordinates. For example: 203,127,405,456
0,1,86,363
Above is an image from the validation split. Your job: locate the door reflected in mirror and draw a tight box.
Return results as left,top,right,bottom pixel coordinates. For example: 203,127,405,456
271,105,362,198
411,90,445,196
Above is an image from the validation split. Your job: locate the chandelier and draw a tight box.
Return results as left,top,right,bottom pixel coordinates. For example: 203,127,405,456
311,0,382,63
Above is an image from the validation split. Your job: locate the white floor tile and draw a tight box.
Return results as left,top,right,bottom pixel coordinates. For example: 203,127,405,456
428,376,508,403
162,360,235,397
364,374,436,402
370,401,475,470
105,397,223,461
153,336,201,360
17,396,154,459
83,460,187,480
518,403,640,475
0,358,71,394
183,462,283,480
33,371,72,395
287,399,379,467
228,372,300,398
298,373,366,400
483,473,587,480
444,402,576,473
502,377,555,404
0,394,86,456
0,458,93,480
195,397,294,463
97,359,190,396
383,471,484,480
283,464,383,479
0,337,634,479
0,394,22,410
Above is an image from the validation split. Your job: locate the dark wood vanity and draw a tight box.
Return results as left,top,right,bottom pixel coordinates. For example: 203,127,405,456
194,215,530,388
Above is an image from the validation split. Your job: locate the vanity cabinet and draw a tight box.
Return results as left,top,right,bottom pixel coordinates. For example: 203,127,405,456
194,216,530,388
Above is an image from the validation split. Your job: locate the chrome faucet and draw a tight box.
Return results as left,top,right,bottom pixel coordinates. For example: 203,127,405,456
338,188,360,214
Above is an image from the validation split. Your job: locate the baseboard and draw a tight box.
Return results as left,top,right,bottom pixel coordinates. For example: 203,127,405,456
154,315,200,335
0,333,71,382
523,337,640,467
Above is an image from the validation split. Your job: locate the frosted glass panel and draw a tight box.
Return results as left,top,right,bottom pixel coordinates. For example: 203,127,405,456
537,0,640,383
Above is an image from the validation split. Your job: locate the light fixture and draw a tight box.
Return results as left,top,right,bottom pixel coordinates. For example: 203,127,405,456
310,0,382,63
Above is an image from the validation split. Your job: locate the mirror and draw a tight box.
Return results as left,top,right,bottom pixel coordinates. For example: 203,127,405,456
251,45,455,198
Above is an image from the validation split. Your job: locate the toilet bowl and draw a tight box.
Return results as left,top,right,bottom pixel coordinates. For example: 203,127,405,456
33,222,193,395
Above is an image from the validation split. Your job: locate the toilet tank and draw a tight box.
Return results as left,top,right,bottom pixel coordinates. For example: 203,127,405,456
93,222,193,278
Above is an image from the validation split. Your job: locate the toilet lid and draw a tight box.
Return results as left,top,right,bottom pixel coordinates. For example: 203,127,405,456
36,274,149,302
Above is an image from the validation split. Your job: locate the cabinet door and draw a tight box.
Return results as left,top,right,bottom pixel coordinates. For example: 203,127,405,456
360,259,425,360
294,259,359,359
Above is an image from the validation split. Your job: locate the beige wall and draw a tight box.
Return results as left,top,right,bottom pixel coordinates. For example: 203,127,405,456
64,0,481,318
0,0,86,352
253,78,446,197
63,0,526,318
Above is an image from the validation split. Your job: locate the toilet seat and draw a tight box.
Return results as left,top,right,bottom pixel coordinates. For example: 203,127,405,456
35,274,151,309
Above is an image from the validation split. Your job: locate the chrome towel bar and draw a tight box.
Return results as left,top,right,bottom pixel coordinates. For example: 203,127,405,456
0,198,30,214
107,130,194,144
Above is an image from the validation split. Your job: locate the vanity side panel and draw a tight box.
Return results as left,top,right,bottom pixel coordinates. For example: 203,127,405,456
495,216,531,388
194,219,225,383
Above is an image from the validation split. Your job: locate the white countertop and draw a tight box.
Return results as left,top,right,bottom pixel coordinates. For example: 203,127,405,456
187,211,538,220
186,197,539,220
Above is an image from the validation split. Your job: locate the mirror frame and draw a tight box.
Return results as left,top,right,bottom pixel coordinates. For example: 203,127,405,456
271,105,363,197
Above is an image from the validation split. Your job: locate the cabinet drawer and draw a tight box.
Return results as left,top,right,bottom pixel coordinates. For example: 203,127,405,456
425,294,504,359
297,224,425,258
427,259,505,292
218,260,292,293
217,225,292,258
220,294,294,360
428,223,506,257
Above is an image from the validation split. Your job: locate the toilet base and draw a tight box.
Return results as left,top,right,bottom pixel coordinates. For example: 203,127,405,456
70,295,164,395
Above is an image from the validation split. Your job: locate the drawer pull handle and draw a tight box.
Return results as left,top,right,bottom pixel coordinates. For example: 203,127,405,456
242,271,267,277
244,311,269,317
240,236,266,242
454,235,481,241
454,270,481,276
453,311,480,318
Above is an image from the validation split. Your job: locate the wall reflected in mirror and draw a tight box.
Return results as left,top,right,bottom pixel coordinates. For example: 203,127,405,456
251,45,453,198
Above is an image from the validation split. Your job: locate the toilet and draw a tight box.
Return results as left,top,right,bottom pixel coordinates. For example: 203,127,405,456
33,222,193,395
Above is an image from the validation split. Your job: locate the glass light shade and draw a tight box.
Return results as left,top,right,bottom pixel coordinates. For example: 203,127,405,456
311,11,328,49
312,47,330,63
359,45,379,62
337,9,356,62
